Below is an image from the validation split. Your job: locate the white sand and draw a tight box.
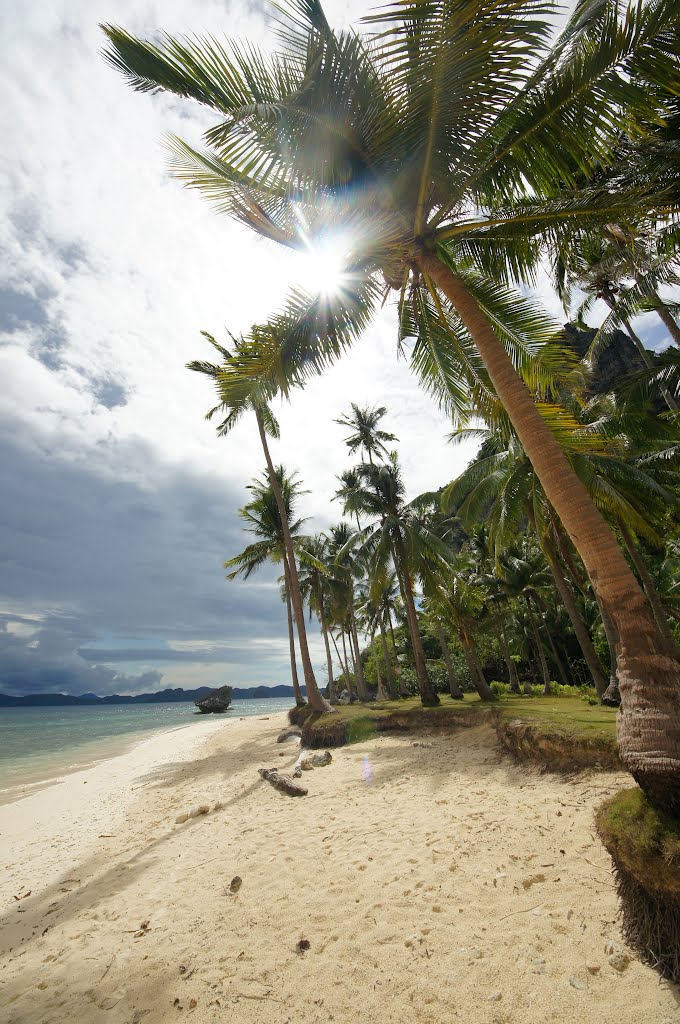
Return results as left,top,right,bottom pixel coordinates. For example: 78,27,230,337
1,714,678,1023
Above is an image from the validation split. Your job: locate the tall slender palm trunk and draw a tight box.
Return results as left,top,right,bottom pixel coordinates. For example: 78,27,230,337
330,630,351,701
419,253,680,814
545,625,570,687
319,607,336,704
283,557,304,706
378,613,398,699
387,608,407,696
460,629,495,701
500,626,521,694
619,523,675,645
618,313,677,412
374,637,388,700
396,547,439,706
542,538,608,696
255,410,333,714
652,293,680,348
349,607,369,701
340,630,355,702
433,619,463,699
525,597,551,695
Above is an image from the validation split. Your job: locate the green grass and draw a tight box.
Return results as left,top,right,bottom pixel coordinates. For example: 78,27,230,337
597,787,680,894
292,692,617,754
495,694,617,742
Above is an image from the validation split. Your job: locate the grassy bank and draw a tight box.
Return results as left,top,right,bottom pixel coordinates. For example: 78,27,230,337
290,692,619,769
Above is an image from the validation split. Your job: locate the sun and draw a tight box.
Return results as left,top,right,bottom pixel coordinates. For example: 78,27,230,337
297,233,351,297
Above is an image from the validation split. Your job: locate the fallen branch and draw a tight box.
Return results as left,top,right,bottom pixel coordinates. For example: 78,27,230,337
258,768,308,797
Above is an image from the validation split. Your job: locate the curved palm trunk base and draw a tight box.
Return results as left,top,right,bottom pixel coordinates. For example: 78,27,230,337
420,253,680,812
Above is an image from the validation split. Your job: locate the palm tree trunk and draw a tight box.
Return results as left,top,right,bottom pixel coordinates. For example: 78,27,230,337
387,607,407,696
652,294,680,348
319,607,336,704
433,619,463,699
619,523,675,644
397,551,439,706
525,597,551,695
374,640,387,701
460,629,496,701
340,630,355,702
596,595,621,706
255,410,333,714
500,626,521,694
378,613,398,699
283,557,304,706
420,253,680,814
545,624,570,687
349,608,369,701
542,537,608,696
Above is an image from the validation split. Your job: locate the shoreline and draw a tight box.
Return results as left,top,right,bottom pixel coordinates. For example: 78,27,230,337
0,721,206,808
2,714,677,1023
0,699,291,807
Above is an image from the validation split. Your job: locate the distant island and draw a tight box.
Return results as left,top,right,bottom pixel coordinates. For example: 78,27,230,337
0,685,304,708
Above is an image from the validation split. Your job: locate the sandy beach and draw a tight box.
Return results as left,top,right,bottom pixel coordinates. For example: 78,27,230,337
1,713,678,1024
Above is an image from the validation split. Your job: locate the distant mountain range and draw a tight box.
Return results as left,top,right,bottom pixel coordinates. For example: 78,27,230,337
0,685,303,707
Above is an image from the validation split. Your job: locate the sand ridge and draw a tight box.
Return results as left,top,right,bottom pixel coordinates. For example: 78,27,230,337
1,712,678,1023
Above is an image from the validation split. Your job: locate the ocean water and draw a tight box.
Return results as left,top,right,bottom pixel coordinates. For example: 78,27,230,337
0,698,293,801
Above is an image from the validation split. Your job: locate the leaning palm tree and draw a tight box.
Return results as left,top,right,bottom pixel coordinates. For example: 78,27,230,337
104,0,680,809
188,331,333,713
224,467,308,706
335,403,398,464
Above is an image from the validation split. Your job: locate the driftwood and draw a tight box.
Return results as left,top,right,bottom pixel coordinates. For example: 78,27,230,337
293,750,333,776
258,768,308,797
277,727,302,743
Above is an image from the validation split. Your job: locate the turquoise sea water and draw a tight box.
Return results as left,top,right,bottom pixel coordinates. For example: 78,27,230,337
0,698,293,801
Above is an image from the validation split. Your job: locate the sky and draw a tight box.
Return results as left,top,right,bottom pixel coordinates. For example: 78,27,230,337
0,0,673,697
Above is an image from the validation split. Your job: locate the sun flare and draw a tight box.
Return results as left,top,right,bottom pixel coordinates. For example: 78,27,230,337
298,234,351,296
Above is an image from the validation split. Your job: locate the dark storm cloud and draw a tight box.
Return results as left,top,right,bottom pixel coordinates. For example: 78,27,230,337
0,619,163,696
0,427,288,695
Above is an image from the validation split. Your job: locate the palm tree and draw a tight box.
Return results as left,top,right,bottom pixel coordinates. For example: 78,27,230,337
326,522,369,701
423,603,464,700
495,547,557,695
335,404,398,464
188,332,333,713
297,533,338,703
338,456,450,706
554,229,678,410
556,223,680,351
224,467,308,706
104,1,680,810
433,555,496,702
